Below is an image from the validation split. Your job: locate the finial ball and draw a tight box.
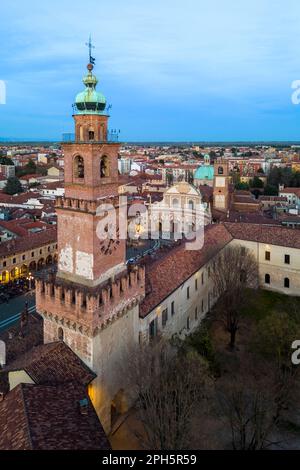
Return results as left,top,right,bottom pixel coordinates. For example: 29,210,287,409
87,63,94,71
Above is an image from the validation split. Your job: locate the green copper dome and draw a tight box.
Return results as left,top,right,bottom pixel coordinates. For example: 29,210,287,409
194,165,214,180
74,64,106,114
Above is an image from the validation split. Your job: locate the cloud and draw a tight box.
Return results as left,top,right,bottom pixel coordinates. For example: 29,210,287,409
1,0,300,139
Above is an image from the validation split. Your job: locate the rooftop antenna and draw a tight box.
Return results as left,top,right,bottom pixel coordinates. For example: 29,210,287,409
85,34,96,65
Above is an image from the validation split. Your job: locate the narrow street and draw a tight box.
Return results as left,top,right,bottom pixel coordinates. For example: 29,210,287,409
0,291,36,331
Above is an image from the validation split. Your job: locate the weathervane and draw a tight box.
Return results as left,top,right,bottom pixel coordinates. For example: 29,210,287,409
86,34,96,65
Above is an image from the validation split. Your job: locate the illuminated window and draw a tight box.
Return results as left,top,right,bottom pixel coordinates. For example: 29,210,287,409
162,308,168,327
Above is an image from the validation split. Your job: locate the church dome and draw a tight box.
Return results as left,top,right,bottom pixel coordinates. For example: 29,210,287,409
194,165,214,181
74,64,106,114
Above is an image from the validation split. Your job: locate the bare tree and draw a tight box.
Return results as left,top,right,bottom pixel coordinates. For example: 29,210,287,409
252,310,300,420
127,340,211,450
217,374,279,450
211,245,258,349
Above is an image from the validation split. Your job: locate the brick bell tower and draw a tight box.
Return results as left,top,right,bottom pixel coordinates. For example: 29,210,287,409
213,159,230,211
36,44,145,393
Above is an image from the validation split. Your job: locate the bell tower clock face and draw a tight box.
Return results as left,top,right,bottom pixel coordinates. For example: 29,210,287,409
216,176,225,187
99,226,120,256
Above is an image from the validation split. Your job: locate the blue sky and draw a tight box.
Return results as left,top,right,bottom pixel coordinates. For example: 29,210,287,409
1,0,300,141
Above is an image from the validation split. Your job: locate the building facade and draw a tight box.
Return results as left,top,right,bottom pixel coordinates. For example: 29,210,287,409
0,228,57,284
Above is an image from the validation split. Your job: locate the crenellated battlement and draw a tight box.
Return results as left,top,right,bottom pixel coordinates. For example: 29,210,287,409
36,265,145,337
56,195,121,214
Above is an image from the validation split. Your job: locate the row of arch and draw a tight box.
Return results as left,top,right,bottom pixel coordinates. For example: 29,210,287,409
73,155,109,180
0,255,57,283
171,199,195,209
77,124,106,142
265,273,290,288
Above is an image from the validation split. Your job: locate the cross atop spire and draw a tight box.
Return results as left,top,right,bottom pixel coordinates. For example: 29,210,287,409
85,34,96,65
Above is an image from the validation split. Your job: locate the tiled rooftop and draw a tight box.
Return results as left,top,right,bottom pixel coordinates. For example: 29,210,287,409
224,222,300,249
0,226,57,258
3,341,96,387
0,382,110,450
139,224,233,317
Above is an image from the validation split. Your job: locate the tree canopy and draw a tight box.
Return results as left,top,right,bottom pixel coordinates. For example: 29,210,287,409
3,176,23,195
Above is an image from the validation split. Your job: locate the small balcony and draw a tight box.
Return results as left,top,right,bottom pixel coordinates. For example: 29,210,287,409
61,130,119,143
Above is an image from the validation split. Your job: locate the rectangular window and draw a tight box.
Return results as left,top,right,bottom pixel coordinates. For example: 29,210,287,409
3,261,6,267
139,331,143,345
187,287,190,299
22,255,25,261
162,308,168,327
201,299,204,313
284,277,290,288
208,267,211,278
187,316,190,330
195,278,198,291
285,254,290,265
195,307,198,320
201,272,204,285
149,318,158,339
31,252,34,257
265,251,270,261
13,258,16,264
171,301,175,316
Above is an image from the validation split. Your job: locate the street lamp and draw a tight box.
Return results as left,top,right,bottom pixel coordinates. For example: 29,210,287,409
27,272,34,290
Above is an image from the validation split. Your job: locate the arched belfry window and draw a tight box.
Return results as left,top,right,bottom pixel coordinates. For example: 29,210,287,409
218,166,224,175
88,128,95,141
74,155,84,179
79,126,84,141
100,156,109,178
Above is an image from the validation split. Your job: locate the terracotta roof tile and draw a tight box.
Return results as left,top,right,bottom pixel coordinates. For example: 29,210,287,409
0,382,110,450
224,222,300,249
0,226,57,258
140,224,232,317
4,341,96,387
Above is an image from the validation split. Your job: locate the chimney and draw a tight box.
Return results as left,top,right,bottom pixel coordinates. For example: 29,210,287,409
79,398,89,416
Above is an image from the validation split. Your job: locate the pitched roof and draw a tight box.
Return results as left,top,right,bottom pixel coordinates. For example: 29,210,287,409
0,219,50,237
4,341,95,387
224,222,300,249
0,226,57,258
140,224,233,317
0,382,110,450
279,187,300,196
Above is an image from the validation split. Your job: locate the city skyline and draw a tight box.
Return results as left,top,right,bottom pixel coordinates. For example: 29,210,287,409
1,0,300,141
